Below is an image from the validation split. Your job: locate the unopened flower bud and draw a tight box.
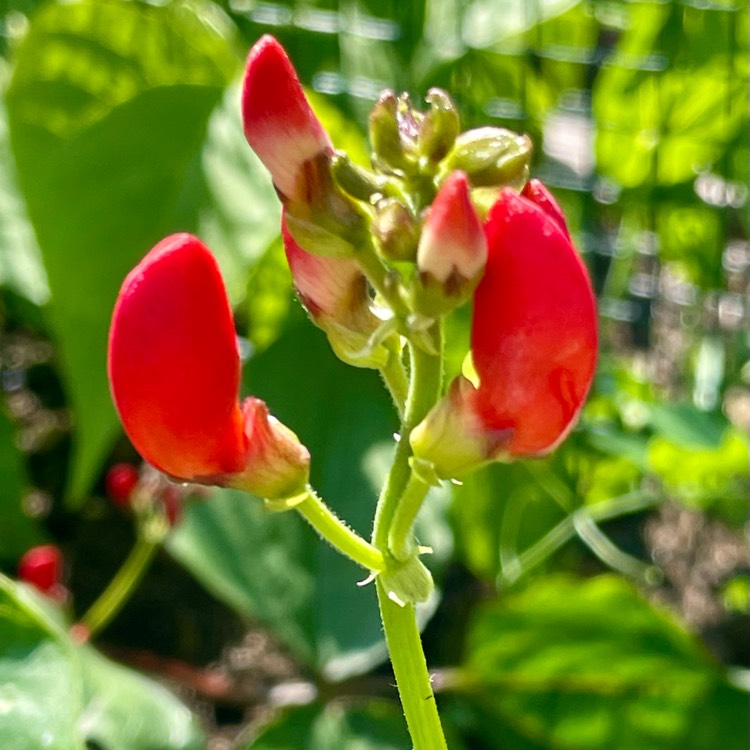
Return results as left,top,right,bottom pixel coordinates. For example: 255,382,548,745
372,198,420,263
108,233,310,501
411,186,597,478
440,127,532,188
331,152,385,202
282,215,390,369
418,88,460,165
18,545,66,601
105,463,140,510
412,171,486,316
242,35,333,202
369,91,412,174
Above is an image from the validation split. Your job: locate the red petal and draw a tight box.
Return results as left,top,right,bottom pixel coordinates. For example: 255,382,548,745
417,171,486,282
242,35,332,201
471,189,597,456
521,178,571,240
108,234,246,480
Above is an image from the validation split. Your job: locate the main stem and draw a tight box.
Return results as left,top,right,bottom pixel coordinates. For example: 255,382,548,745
80,533,159,637
372,324,448,750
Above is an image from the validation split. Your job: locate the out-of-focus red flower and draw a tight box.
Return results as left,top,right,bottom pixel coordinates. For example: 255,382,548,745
105,462,140,509
108,233,310,500
242,34,332,202
18,545,65,599
411,183,597,477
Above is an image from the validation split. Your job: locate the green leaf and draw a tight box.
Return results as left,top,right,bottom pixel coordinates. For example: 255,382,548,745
169,324,450,678
456,575,748,750
78,646,205,750
647,427,748,525
245,701,411,750
197,84,282,306
0,407,44,561
0,100,48,304
5,0,238,505
648,403,728,449
0,575,205,749
0,577,84,750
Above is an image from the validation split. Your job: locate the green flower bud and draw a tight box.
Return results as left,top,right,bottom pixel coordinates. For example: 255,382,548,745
418,88,460,165
369,90,409,173
331,152,386,202
440,127,532,188
372,198,421,263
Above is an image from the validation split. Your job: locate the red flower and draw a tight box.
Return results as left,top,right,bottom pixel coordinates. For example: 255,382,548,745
108,234,309,499
242,35,332,202
18,545,64,599
281,214,390,368
470,186,597,454
417,171,486,284
411,183,597,477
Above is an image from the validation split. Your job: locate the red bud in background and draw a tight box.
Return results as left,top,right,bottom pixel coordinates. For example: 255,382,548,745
18,545,65,600
108,233,309,499
242,35,333,202
105,463,140,509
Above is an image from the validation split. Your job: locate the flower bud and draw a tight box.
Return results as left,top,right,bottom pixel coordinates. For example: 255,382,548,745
411,186,597,478
369,90,411,174
105,462,140,509
372,198,421,263
330,152,385,203
18,545,65,600
108,233,310,500
440,127,532,188
412,171,487,316
282,216,390,369
242,35,333,202
418,88,460,165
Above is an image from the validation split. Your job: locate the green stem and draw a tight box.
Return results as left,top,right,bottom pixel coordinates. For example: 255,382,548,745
370,322,447,749
296,488,384,572
380,342,409,419
80,534,159,637
373,326,444,549
376,581,449,750
388,472,431,561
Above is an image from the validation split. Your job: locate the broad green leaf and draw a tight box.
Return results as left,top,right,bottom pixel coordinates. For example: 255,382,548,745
197,84,281,306
245,701,411,750
0,575,205,749
78,646,205,750
170,324,451,679
0,408,44,560
648,402,729,448
244,236,296,353
457,575,748,750
594,3,747,187
647,427,748,525
0,577,84,750
0,100,48,304
6,0,239,505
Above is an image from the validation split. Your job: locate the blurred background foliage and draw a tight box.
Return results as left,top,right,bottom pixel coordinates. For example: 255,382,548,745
0,0,747,748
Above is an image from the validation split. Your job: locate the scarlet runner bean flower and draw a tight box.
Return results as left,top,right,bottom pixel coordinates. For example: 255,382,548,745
108,233,310,500
241,35,333,203
244,35,390,368
410,181,598,478
413,170,487,315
